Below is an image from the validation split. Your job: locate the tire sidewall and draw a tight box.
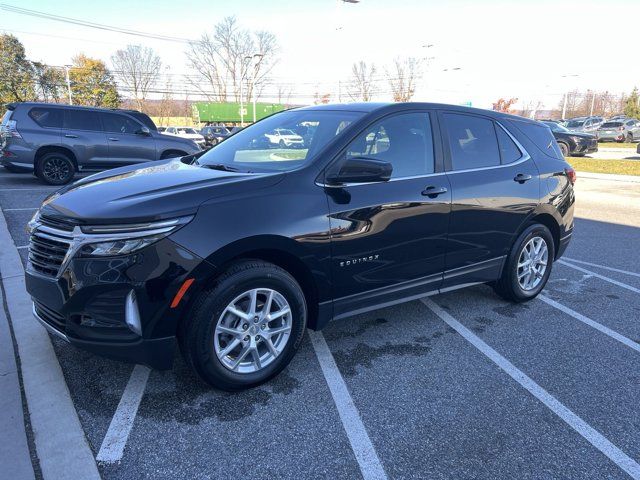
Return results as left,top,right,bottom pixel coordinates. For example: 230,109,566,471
506,224,555,301
559,142,569,157
37,153,74,185
191,268,306,389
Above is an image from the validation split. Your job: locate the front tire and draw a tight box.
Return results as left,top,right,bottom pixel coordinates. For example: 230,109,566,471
493,224,555,302
558,142,569,157
35,153,75,185
179,260,307,391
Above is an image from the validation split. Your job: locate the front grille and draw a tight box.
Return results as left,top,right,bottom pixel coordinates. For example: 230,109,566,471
34,301,66,331
28,225,73,278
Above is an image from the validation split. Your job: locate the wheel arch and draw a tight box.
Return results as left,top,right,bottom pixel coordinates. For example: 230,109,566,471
198,235,329,330
516,211,561,259
34,145,78,171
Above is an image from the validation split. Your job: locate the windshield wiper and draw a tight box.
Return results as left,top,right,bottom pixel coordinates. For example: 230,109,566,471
201,163,241,172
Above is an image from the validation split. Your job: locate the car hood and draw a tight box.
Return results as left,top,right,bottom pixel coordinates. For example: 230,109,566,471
40,159,284,224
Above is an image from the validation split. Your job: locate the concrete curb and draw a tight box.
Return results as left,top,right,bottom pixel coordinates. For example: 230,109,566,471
0,209,101,480
0,285,34,480
576,171,640,183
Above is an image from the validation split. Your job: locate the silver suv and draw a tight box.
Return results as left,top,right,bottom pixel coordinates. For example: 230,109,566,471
0,103,201,185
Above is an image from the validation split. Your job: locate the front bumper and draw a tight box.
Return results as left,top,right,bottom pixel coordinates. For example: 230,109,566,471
573,139,598,154
25,237,216,370
597,132,624,142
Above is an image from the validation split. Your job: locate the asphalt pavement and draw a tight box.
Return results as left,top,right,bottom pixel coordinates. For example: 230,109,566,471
1,169,639,480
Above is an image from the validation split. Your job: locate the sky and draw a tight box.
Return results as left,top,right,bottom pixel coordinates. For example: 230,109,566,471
2,0,639,110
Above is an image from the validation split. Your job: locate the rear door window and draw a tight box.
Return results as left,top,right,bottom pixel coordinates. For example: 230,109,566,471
443,113,501,170
28,107,63,128
101,113,141,134
64,109,102,131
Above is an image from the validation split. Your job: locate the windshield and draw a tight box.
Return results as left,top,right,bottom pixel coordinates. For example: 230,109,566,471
566,120,585,128
197,109,364,172
178,128,198,134
543,121,569,133
601,122,622,128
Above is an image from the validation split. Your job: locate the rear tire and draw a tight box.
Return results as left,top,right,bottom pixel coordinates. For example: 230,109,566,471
35,153,75,185
179,260,307,391
626,133,634,143
492,224,555,303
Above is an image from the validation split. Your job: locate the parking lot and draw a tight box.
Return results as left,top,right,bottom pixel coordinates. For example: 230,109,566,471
2,169,640,479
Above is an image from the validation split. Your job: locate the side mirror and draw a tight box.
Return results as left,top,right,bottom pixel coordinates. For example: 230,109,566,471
136,126,151,136
326,157,393,185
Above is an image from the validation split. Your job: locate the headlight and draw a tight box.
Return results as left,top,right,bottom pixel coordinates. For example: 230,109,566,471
77,216,193,257
570,136,585,143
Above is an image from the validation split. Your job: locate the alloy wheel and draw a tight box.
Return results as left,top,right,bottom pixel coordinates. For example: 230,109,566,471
517,236,549,291
43,157,71,182
214,288,292,373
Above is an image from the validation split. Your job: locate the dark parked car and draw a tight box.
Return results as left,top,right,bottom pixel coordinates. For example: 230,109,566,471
25,102,575,391
200,125,231,147
0,103,200,185
542,120,598,157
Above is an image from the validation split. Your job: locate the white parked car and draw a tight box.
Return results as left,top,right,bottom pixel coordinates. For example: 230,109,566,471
164,126,205,149
264,128,304,148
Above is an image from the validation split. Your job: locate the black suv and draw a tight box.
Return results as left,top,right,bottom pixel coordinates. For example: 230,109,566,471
200,125,231,147
25,103,575,391
0,102,201,185
542,120,598,157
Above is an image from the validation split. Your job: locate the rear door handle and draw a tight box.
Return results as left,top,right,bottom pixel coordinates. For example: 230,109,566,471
108,137,119,142
421,185,448,198
64,134,78,138
514,173,532,184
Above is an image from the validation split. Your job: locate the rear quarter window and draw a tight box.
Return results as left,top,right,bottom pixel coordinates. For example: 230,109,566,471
29,107,63,128
512,120,563,159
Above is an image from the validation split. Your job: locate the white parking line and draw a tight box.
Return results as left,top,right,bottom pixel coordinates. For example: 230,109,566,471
309,330,387,480
562,257,640,279
559,260,640,294
421,297,640,480
96,365,150,464
3,207,38,212
539,295,640,354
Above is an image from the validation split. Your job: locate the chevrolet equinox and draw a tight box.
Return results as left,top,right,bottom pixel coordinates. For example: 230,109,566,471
25,103,575,391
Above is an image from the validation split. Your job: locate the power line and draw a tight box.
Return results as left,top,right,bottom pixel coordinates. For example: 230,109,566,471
0,4,194,44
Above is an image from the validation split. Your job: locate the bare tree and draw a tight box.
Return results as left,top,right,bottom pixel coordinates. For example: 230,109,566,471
347,61,377,102
111,45,162,111
276,85,293,105
186,16,278,103
385,57,421,102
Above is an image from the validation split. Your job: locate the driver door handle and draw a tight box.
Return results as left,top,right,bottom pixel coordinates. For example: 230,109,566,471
64,134,78,138
108,137,119,141
422,185,448,198
514,173,532,183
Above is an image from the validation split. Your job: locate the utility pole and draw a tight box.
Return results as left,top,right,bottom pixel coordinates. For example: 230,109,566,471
562,92,568,120
250,54,264,123
64,65,72,105
590,91,595,116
